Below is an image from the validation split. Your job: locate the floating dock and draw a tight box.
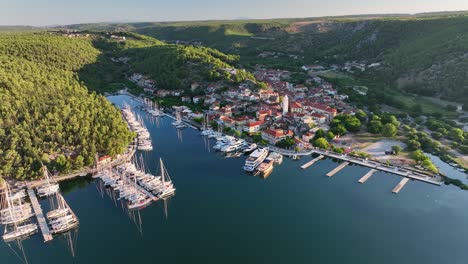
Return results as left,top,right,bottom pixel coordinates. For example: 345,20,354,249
27,188,53,242
300,155,324,169
358,169,378,184
326,162,350,177
392,178,410,194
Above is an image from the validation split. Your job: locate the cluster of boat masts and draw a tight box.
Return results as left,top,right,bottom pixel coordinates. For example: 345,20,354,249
0,166,78,242
142,98,165,117
93,157,175,210
122,104,153,151
200,129,283,176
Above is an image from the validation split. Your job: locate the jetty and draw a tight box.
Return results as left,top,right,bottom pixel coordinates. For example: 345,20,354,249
268,146,442,186
326,162,350,177
392,178,410,194
300,155,324,169
164,113,198,130
27,188,53,242
358,169,378,184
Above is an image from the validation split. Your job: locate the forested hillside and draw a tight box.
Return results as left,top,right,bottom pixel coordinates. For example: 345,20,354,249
78,32,255,92
0,33,134,180
69,13,468,105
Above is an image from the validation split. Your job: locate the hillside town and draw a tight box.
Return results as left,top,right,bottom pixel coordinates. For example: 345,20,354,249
129,65,360,151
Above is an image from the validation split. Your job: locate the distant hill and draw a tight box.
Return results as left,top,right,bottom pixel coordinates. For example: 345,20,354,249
56,11,468,105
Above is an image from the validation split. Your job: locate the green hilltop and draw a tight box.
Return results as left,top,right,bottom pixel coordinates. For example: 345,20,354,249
62,12,468,105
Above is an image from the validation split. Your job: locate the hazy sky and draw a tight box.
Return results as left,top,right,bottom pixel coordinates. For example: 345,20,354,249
2,0,468,26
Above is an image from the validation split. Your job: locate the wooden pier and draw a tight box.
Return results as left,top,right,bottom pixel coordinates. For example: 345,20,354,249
301,155,325,170
358,169,377,184
392,178,410,194
300,155,324,169
326,162,350,177
27,188,53,242
268,146,442,186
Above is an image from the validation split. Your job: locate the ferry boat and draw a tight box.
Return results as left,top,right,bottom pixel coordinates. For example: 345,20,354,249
243,148,269,172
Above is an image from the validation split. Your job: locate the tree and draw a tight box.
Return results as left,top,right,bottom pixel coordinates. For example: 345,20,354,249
391,145,402,154
331,124,347,136
355,110,367,122
313,129,326,139
411,150,427,162
326,131,335,140
382,123,398,137
344,116,361,132
407,140,421,151
276,138,295,149
449,128,465,143
367,120,383,134
431,132,443,139
313,138,330,149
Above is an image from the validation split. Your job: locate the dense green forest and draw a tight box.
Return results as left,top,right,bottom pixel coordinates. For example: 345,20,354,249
65,13,468,105
78,32,255,93
0,33,134,180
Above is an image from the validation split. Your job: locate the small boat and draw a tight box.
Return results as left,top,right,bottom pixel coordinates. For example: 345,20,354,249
256,158,274,175
267,152,283,165
243,143,258,153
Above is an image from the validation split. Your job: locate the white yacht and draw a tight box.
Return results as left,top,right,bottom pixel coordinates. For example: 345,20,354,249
243,148,269,172
243,143,258,153
221,140,247,153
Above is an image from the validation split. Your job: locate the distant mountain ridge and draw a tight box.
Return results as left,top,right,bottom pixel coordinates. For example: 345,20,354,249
55,11,468,105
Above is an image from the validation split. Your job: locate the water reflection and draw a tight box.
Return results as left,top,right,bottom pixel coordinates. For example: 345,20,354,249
176,128,183,143
6,239,30,264
56,228,79,258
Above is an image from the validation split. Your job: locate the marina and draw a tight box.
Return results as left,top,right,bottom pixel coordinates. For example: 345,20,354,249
2,94,466,264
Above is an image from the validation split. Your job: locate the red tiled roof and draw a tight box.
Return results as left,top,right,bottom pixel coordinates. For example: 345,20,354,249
263,128,284,138
247,121,264,127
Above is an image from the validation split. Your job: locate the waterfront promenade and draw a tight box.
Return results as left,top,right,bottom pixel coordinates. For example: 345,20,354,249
24,143,136,189
269,146,443,186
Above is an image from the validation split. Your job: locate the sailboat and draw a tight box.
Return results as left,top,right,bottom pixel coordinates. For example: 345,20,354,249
36,166,60,197
2,184,38,241
172,110,186,129
155,158,176,199
152,101,165,117
47,192,79,234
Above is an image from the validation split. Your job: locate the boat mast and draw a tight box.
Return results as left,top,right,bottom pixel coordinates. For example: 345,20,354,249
160,158,165,185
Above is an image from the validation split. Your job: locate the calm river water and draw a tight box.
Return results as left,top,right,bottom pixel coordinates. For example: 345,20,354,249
1,95,468,264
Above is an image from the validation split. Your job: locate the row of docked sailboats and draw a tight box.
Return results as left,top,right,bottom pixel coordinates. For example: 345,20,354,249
1,183,38,241
143,98,165,117
172,110,187,129
94,155,175,210
47,192,79,234
36,166,59,198
122,103,153,151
